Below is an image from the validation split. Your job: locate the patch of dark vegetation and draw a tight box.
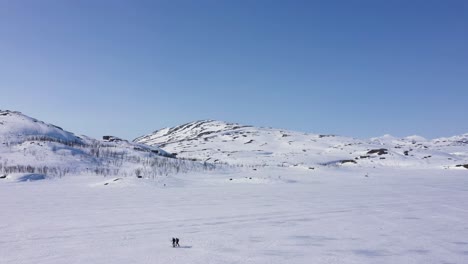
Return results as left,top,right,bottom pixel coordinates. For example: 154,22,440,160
103,135,118,141
367,148,388,155
197,131,216,138
133,146,146,152
360,155,370,159
455,164,468,169
404,150,409,156
130,145,175,158
26,135,85,148
244,139,254,144
51,125,63,131
340,160,357,164
318,134,335,138
423,156,432,159
0,164,77,177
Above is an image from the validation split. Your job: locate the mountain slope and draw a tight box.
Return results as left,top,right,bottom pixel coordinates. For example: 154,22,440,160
0,110,84,145
0,110,208,178
135,120,468,169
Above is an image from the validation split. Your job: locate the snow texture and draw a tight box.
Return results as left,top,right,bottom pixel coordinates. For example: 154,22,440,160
1,168,468,264
0,110,207,178
135,120,468,170
1,112,468,264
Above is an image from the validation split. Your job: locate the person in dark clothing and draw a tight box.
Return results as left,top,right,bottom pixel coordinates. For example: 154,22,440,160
175,237,180,247
172,237,176,247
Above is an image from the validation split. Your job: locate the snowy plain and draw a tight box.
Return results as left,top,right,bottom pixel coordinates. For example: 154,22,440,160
1,167,468,264
1,111,468,263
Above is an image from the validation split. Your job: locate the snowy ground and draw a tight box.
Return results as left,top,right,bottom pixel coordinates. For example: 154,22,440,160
1,168,468,264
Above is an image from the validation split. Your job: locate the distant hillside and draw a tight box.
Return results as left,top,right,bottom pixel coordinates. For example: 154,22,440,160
135,120,468,170
0,110,212,178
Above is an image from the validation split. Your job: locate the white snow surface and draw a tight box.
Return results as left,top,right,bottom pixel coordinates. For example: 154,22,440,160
0,110,193,177
1,167,468,264
135,120,468,169
0,110,83,144
1,113,468,264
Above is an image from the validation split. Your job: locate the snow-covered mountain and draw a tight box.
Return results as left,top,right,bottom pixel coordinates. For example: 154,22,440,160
0,110,209,178
135,120,468,170
2,111,466,180
3,114,468,264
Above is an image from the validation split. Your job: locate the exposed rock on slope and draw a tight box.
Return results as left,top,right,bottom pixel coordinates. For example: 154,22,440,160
135,120,468,169
0,110,203,178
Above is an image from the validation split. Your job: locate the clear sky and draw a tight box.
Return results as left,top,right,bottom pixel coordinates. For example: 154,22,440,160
1,0,467,140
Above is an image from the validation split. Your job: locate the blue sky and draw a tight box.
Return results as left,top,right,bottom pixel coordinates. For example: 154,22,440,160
1,0,467,140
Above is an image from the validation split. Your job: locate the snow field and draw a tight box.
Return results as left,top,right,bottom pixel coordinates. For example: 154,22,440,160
1,168,467,264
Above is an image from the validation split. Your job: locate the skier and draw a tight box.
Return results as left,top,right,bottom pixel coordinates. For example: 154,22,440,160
175,237,180,247
172,237,176,247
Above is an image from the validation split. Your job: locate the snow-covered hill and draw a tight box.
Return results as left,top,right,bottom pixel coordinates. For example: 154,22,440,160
0,110,84,145
2,114,468,264
0,110,212,178
2,111,466,178
135,120,468,170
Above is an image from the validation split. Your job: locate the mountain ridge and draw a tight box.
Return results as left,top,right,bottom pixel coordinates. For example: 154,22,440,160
135,120,468,169
0,110,208,178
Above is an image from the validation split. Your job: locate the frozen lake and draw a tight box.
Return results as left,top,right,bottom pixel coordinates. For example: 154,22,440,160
1,168,467,264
